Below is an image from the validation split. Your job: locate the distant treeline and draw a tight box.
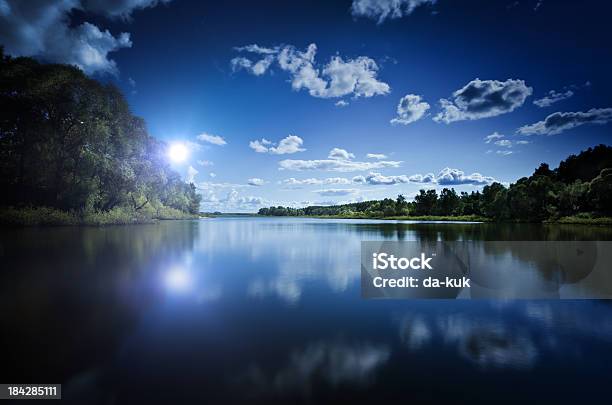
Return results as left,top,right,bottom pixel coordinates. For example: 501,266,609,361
0,48,201,223
259,145,612,222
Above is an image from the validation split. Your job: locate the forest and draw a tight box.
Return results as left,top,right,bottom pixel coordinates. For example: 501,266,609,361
258,145,612,223
0,48,201,225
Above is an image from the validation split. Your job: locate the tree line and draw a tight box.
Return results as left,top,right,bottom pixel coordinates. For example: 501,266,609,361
259,145,612,221
0,48,201,221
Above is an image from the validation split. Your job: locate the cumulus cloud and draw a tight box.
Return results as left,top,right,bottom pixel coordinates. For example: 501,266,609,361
335,100,349,107
367,153,387,159
280,177,353,187
230,55,274,76
390,94,430,125
484,132,504,143
279,158,402,172
249,135,305,154
197,132,227,145
279,147,401,172
351,0,436,24
434,79,532,123
436,167,496,185
352,175,366,184
363,172,410,185
408,173,436,183
248,178,265,186
517,108,612,135
328,148,355,160
533,89,573,108
232,43,390,99
495,139,512,148
314,188,360,196
0,0,168,75
217,189,268,210
360,170,492,185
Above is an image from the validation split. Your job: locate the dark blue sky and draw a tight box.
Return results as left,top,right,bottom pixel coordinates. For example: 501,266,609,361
2,0,611,211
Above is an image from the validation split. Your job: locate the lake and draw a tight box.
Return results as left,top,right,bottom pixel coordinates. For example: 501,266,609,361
2,217,612,403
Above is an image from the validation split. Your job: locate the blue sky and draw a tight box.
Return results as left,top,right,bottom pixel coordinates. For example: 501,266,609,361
2,0,612,211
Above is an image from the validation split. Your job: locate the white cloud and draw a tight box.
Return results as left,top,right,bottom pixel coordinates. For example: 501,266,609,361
0,1,169,75
280,177,353,187
408,173,436,183
248,178,265,186
390,94,430,125
197,181,248,190
233,44,279,54
350,168,494,186
335,100,349,107
496,150,513,156
515,140,530,145
351,0,436,24
367,153,387,159
197,133,227,146
250,135,305,154
328,148,355,160
197,160,214,167
434,79,532,123
230,55,274,76
484,132,504,143
517,108,612,135
220,189,268,210
232,43,390,99
495,139,512,148
249,139,269,153
186,165,198,183
533,89,574,108
209,172,216,178
313,188,360,196
359,171,469,185
352,175,366,184
279,159,402,172
436,168,496,185
363,172,410,185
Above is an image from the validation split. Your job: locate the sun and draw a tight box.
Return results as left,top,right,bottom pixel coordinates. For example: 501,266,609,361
168,143,188,163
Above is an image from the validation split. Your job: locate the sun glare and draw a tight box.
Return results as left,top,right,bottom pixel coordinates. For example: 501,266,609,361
168,143,188,163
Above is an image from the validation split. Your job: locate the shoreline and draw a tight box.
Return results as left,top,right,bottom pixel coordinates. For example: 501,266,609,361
215,214,612,226
2,207,611,227
0,206,199,227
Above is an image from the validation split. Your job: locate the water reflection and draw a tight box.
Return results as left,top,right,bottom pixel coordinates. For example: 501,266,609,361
239,341,390,399
399,312,538,369
1,218,612,402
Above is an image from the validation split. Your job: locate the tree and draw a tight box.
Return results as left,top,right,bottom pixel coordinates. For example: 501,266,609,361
414,189,438,215
0,55,201,216
438,188,460,215
589,168,612,215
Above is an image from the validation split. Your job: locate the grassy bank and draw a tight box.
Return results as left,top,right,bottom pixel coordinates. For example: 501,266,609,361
259,214,489,222
0,206,199,226
547,214,612,226
259,213,612,225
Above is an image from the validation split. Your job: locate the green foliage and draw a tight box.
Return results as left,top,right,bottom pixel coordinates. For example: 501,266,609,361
0,54,201,220
0,207,79,226
258,145,612,223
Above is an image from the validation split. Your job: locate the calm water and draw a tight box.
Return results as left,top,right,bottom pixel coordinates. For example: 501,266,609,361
2,218,612,403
